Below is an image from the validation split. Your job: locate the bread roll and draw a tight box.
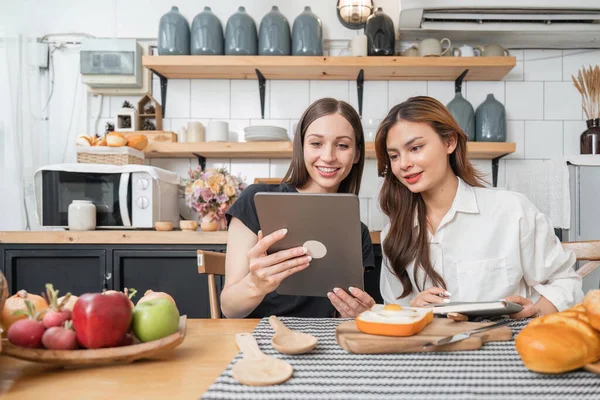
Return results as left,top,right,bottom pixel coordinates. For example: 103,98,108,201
516,308,600,373
94,136,107,146
76,135,93,146
583,289,600,330
106,132,127,147
127,134,148,151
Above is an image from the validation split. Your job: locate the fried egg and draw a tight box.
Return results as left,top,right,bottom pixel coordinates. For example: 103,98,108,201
356,304,433,336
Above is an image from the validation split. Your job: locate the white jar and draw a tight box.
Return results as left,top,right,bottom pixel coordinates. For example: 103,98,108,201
68,200,96,231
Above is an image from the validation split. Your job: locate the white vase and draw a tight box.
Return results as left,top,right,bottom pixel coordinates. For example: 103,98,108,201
68,200,96,231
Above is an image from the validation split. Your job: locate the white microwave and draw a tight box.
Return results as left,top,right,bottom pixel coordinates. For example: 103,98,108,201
34,164,180,228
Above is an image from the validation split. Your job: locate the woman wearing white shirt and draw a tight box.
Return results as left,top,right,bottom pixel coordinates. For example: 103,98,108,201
375,96,583,319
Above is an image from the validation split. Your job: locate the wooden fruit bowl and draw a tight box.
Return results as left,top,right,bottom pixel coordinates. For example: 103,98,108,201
1,315,187,366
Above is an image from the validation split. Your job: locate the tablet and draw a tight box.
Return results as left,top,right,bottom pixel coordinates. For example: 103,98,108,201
254,192,364,297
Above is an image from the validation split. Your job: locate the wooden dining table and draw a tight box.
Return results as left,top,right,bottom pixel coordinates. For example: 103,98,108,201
0,319,260,400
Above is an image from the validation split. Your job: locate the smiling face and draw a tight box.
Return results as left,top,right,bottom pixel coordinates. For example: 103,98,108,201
385,120,457,194
300,113,360,193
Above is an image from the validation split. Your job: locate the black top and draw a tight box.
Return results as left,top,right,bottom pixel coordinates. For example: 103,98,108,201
226,182,375,318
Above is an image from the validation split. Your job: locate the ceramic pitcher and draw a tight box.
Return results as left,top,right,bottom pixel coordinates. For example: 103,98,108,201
191,6,224,55
158,6,190,55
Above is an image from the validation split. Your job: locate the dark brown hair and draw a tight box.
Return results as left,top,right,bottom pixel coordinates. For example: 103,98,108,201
283,98,365,195
375,96,486,298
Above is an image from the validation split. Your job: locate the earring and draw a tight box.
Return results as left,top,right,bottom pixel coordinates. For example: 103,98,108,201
381,165,389,177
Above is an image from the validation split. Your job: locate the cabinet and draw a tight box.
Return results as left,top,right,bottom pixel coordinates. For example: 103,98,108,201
2,249,106,295
0,244,225,319
112,250,223,319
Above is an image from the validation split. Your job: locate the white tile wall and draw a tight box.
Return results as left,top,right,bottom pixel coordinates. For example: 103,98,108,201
270,81,309,119
505,82,544,120
94,48,598,230
388,81,427,107
524,50,563,81
190,79,230,119
544,82,582,120
563,120,587,156
524,121,563,159
309,81,349,103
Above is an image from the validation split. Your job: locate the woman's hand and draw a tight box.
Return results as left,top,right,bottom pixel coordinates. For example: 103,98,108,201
409,287,451,307
328,287,376,318
246,229,312,296
504,295,540,319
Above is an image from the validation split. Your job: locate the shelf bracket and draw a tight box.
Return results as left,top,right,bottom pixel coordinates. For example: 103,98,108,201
491,153,510,188
357,69,365,117
150,69,168,118
193,153,207,170
255,69,266,119
455,69,469,93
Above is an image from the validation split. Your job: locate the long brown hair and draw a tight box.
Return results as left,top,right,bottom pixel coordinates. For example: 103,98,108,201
283,98,365,195
375,96,486,298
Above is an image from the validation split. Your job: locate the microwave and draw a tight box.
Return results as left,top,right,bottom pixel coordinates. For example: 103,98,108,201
34,164,180,228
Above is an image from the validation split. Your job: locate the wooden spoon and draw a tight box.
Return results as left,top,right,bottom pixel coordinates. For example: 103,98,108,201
231,333,293,386
269,315,318,355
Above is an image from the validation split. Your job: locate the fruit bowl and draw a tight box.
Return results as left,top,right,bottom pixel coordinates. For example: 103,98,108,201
1,315,187,366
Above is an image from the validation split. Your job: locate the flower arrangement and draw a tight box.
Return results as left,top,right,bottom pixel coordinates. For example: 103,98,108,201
183,167,247,231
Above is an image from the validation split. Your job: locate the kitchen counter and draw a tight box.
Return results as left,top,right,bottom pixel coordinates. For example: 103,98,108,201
0,230,381,244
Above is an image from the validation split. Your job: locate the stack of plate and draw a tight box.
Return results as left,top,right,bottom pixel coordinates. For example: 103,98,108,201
244,126,289,142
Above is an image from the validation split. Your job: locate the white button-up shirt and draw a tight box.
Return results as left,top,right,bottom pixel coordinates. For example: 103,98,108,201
380,177,584,311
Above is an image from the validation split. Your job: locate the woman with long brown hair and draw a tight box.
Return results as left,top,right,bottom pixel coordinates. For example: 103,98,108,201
375,96,582,319
221,98,376,318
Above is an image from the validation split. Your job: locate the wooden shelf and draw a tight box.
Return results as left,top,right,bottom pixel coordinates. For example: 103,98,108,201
142,55,516,81
145,141,515,160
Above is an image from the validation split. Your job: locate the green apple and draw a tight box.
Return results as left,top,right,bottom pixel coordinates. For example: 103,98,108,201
132,298,180,342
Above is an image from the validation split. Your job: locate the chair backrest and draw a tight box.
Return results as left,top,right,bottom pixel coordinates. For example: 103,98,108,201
197,250,226,319
562,240,600,278
254,177,283,184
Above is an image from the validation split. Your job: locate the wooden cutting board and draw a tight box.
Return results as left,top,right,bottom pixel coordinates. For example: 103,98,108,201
336,318,513,354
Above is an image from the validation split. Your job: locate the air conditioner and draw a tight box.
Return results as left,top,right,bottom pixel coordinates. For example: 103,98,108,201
398,0,600,48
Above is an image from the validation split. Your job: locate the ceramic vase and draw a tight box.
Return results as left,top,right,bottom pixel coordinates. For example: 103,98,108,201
191,6,224,55
158,6,190,55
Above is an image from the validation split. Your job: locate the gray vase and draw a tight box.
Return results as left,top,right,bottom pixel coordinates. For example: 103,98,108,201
447,93,475,141
158,6,190,55
292,6,323,56
191,6,224,55
259,6,291,56
225,6,258,55
475,94,507,142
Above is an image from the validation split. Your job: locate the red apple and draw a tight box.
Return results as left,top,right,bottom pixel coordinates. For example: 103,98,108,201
72,292,132,349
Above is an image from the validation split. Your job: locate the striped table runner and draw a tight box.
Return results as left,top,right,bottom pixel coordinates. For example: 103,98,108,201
202,317,599,400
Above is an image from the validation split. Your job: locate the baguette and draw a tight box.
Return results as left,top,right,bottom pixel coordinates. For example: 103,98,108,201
516,290,600,374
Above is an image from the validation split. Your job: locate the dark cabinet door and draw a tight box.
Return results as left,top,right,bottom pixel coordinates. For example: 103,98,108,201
4,249,107,296
112,250,217,319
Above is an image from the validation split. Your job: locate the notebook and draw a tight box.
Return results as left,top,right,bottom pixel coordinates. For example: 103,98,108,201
428,300,524,317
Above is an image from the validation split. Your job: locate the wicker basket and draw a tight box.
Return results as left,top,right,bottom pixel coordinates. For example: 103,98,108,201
76,146,144,165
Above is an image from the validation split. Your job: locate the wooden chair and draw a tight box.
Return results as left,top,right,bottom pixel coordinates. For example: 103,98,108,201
197,250,226,319
254,177,283,184
563,240,600,279
198,239,600,320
